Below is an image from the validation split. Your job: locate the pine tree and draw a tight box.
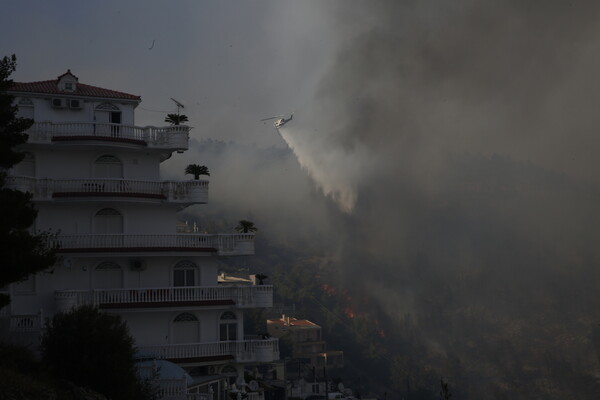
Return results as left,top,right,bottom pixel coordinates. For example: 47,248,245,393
0,55,57,309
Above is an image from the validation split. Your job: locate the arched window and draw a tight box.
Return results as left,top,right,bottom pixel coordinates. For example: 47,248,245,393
94,208,123,234
174,313,198,322
219,312,237,341
95,103,121,136
17,98,34,119
15,152,35,177
172,313,199,343
94,262,122,289
173,260,198,287
94,155,123,179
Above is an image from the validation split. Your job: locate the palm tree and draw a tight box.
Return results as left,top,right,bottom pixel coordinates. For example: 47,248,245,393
235,220,257,233
164,113,189,125
255,273,268,285
185,164,210,179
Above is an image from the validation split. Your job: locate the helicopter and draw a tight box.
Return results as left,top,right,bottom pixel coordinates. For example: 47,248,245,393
260,113,293,129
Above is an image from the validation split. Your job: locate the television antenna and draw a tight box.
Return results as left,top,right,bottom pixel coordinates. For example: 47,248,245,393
170,98,185,116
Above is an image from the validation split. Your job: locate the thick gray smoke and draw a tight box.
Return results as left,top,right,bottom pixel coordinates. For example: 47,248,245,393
165,2,600,397
242,2,600,397
280,1,600,213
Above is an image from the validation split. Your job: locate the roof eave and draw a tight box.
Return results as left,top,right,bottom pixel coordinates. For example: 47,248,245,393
6,89,142,104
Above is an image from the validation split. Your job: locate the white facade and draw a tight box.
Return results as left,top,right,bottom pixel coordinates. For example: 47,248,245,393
2,71,278,400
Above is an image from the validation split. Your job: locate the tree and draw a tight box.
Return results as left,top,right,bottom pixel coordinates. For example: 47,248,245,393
255,273,268,285
41,306,153,400
185,163,210,179
236,220,257,233
440,377,452,400
164,113,188,125
0,54,57,309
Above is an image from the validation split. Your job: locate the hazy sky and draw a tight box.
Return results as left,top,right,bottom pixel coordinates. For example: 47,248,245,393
1,1,336,147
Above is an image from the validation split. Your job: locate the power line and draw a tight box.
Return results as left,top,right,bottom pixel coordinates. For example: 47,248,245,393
139,106,173,113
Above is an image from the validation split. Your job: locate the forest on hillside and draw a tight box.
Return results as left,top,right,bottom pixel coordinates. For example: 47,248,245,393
179,139,600,399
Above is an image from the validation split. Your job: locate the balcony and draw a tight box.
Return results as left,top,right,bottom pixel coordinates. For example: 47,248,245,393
25,121,189,151
54,233,255,256
138,338,279,364
6,176,208,205
9,313,43,332
55,285,273,311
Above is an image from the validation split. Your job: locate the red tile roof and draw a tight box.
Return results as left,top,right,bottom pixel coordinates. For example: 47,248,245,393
268,318,318,327
10,74,141,101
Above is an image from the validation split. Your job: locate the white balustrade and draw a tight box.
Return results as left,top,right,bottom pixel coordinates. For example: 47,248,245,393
55,285,273,309
5,176,208,204
9,313,43,332
26,121,189,150
157,378,189,397
138,339,279,363
54,233,254,255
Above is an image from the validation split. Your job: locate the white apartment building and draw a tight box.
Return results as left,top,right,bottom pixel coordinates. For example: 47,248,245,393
2,70,278,400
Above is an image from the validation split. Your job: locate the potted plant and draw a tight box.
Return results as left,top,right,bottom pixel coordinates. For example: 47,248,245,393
235,220,257,233
164,113,189,125
255,273,267,285
185,164,210,180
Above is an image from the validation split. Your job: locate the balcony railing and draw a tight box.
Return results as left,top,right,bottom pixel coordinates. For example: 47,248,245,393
26,121,189,151
54,233,254,256
6,176,208,204
138,338,279,364
9,313,43,332
55,285,273,311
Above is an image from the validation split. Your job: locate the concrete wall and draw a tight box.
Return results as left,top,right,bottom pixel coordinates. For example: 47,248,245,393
35,203,178,234
16,96,138,125
8,256,220,315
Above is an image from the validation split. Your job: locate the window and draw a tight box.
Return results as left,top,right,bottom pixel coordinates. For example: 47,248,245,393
173,260,197,287
94,155,123,179
94,262,123,289
15,152,35,177
219,312,237,341
17,98,34,119
94,208,123,234
174,313,198,322
172,313,199,343
94,103,121,136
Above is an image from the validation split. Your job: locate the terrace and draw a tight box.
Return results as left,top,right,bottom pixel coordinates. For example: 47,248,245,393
25,121,189,151
138,338,279,364
54,233,255,256
6,176,208,205
55,285,273,311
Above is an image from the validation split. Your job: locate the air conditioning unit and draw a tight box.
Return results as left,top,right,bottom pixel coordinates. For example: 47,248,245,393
51,98,65,108
69,99,82,109
130,260,146,271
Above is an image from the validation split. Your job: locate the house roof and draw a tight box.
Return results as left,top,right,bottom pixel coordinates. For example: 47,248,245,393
267,317,319,328
10,70,141,101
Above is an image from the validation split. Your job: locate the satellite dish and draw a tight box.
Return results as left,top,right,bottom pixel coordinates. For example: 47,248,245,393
248,380,259,391
338,382,345,392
